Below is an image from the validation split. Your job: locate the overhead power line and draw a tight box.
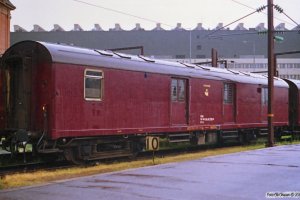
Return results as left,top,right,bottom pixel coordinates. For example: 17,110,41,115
230,0,254,10
72,0,299,31
274,4,300,28
204,5,267,38
71,0,173,28
230,0,294,26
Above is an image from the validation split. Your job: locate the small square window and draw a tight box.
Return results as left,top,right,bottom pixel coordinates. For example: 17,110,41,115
84,69,103,101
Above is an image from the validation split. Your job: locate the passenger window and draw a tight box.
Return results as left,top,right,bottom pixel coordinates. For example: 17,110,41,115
261,87,268,105
223,83,234,104
171,78,186,102
84,70,103,101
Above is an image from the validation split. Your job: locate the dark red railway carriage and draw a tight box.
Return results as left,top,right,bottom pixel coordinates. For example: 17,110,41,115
0,41,289,163
284,79,300,129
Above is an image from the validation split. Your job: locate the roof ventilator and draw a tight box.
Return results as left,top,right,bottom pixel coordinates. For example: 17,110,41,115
94,49,114,57
138,55,155,63
113,52,132,59
227,69,240,75
180,62,195,68
195,65,211,71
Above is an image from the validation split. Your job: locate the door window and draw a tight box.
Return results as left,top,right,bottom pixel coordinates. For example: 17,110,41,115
261,87,268,105
223,83,234,104
171,78,186,102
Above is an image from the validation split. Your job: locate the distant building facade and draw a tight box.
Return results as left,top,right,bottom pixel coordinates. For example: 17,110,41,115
0,0,15,55
10,22,300,78
175,58,300,80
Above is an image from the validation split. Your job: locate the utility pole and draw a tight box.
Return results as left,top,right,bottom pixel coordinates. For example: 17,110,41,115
267,0,275,147
211,48,218,67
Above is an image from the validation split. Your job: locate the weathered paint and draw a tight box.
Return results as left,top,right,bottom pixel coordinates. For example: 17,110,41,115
0,41,289,141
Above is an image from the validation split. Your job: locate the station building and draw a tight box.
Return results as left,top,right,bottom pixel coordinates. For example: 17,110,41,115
10,22,300,79
0,0,15,55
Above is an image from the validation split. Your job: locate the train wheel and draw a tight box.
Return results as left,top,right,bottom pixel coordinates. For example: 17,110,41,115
64,147,85,165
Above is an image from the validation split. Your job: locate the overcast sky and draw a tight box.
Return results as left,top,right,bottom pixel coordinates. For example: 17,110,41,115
9,0,300,31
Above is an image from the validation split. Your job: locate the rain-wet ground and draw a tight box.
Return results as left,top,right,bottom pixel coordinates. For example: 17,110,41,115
1,144,300,200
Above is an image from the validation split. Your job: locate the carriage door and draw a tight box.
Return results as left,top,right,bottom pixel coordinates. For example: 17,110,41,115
170,78,188,125
261,87,268,122
5,57,32,129
223,83,236,123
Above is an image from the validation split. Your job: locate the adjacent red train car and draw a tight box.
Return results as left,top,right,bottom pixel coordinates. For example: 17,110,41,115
284,79,300,128
0,41,290,163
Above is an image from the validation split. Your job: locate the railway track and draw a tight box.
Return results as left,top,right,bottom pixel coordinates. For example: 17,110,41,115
0,152,75,177
0,136,295,179
0,160,74,177
0,145,205,174
0,141,248,177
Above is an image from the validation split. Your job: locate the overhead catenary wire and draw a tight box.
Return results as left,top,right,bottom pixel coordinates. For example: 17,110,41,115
283,12,300,28
274,4,300,28
230,0,254,10
72,0,299,32
71,0,174,28
230,0,294,26
203,5,267,38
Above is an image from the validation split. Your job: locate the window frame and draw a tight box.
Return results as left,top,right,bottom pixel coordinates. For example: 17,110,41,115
223,82,234,104
171,78,186,102
171,79,178,101
261,87,268,105
84,69,104,101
